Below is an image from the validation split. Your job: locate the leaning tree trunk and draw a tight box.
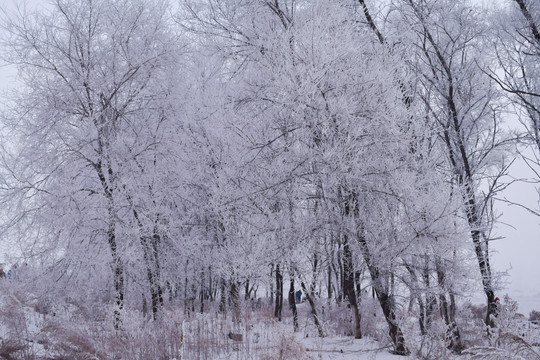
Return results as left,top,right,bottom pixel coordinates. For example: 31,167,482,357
376,290,408,356
300,281,325,337
361,0,497,331
406,0,496,326
358,231,409,356
339,185,406,352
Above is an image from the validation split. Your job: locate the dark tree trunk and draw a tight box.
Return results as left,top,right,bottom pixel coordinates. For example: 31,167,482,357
421,257,436,335
245,279,250,301
142,293,148,318
301,281,325,337
166,281,174,303
208,267,214,302
108,221,124,330
95,156,124,329
436,261,463,353
270,263,274,306
219,278,227,314
149,268,160,319
404,262,432,336
131,207,162,321
275,264,283,321
151,224,164,308
327,258,333,302
358,232,409,355
340,190,362,339
311,252,318,296
230,280,240,322
417,296,427,336
184,275,189,316
288,276,299,332
190,283,196,313
337,247,345,302
343,235,362,339
200,269,205,314
377,291,408,356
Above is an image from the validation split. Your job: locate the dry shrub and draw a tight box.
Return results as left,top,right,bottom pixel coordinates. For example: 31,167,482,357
359,297,382,339
462,297,540,360
0,285,40,359
464,303,487,323
322,297,383,339
529,310,540,322
495,333,540,359
0,296,28,338
403,317,453,360
324,303,354,337
457,303,490,349
37,307,184,360
113,309,183,360
259,330,311,360
0,339,29,360
39,320,107,360
463,333,540,360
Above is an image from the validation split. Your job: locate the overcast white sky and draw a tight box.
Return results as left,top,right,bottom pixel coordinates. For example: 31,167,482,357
0,0,538,315
491,159,540,315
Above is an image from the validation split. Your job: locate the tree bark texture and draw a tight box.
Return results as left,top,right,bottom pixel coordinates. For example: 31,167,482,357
288,276,299,332
274,264,283,321
343,235,362,339
301,281,325,337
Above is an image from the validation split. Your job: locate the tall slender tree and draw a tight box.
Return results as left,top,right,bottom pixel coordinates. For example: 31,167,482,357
0,0,179,327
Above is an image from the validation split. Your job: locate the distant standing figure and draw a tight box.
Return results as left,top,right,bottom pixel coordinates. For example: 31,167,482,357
295,290,302,303
9,263,18,280
0,269,5,279
492,297,501,318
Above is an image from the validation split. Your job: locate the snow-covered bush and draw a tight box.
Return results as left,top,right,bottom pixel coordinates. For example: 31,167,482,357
529,310,540,322
462,296,540,359
259,328,311,360
323,303,354,337
402,315,453,360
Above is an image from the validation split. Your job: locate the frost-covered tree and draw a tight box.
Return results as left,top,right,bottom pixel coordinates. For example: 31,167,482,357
0,0,526,356
0,0,180,326
179,0,447,353
386,0,511,330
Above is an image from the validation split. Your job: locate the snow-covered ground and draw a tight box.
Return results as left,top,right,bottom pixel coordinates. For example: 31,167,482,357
2,286,540,360
300,336,408,360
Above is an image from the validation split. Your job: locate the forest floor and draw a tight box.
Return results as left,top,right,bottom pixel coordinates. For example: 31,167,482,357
2,285,540,359
299,336,405,359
